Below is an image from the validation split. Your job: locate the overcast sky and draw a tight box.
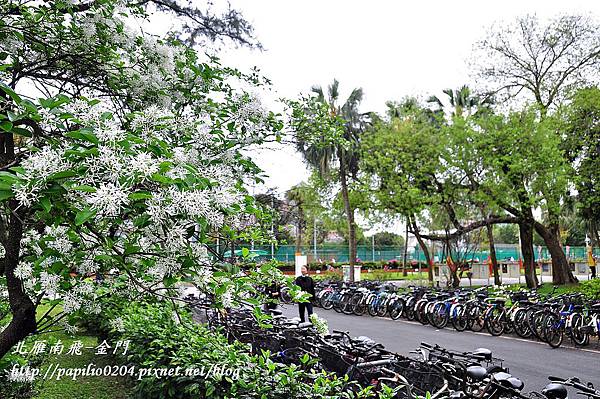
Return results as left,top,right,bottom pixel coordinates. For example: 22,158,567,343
215,0,600,197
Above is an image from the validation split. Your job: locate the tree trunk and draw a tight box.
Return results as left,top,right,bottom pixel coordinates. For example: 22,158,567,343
339,159,356,282
0,206,36,359
444,240,460,288
519,221,538,289
534,221,578,285
402,221,409,277
410,218,433,282
486,224,501,286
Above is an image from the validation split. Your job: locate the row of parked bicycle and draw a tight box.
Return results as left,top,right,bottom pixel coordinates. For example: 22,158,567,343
313,281,600,348
192,298,599,399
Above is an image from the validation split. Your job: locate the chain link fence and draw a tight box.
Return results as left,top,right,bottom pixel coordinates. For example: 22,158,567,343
243,244,599,264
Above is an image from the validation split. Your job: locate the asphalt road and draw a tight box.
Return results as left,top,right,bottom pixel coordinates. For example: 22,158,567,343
280,305,600,392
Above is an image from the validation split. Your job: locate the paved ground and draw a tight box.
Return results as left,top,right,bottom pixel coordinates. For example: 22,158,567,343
280,304,600,393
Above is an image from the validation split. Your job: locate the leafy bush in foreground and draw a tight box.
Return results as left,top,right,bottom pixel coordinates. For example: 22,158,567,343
82,296,386,399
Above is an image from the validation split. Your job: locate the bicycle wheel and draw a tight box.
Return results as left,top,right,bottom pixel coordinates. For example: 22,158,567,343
405,301,416,321
368,297,380,317
321,293,334,310
377,298,389,317
389,298,405,320
543,313,563,348
451,304,468,332
431,302,449,329
468,304,485,332
416,301,429,325
333,294,344,313
351,292,366,316
529,310,546,341
569,313,589,346
340,293,354,315
279,287,292,304
485,307,505,336
513,308,533,338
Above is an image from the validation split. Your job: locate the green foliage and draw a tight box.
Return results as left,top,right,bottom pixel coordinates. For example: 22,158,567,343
80,296,377,398
359,232,405,247
580,279,600,300
562,87,600,240
493,224,519,244
361,100,444,217
0,351,44,399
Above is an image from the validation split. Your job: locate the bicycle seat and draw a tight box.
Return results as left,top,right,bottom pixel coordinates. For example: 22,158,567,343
508,377,524,391
472,348,492,361
466,366,488,381
298,322,313,328
494,372,524,390
542,383,568,399
269,309,283,316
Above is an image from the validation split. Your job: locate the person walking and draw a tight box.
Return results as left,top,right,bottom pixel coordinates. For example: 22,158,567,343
295,266,316,323
587,244,597,279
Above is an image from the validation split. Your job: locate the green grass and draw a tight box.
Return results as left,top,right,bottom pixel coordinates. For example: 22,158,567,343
33,333,134,399
29,305,134,399
361,271,430,281
313,270,430,281
503,282,582,296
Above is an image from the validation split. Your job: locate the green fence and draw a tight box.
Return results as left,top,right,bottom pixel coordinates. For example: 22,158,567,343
236,244,599,264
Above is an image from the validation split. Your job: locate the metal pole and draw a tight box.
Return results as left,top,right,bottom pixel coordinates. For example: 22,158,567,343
313,218,317,262
372,235,375,262
271,195,275,259
403,220,409,276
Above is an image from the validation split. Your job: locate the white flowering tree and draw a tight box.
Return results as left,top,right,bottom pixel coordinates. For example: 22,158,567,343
0,0,284,359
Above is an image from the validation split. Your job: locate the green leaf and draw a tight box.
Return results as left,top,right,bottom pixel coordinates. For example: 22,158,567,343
0,171,19,183
150,173,172,184
0,121,12,132
241,247,250,258
7,111,18,122
0,83,21,103
75,208,96,225
12,127,32,137
65,130,99,144
48,170,77,180
72,185,96,192
128,192,153,201
0,190,13,201
40,197,51,212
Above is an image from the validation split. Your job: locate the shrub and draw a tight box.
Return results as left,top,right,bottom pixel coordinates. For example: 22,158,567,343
580,279,600,300
0,350,45,399
80,295,380,398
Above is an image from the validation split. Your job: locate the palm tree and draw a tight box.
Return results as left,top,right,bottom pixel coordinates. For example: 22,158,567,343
427,85,494,118
296,79,370,280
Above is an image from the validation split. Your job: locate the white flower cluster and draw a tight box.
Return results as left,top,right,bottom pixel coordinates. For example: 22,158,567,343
147,257,180,280
45,225,74,254
40,272,61,297
15,146,70,207
221,287,234,308
86,182,130,217
14,262,33,280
